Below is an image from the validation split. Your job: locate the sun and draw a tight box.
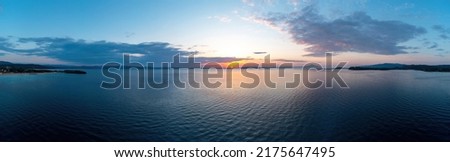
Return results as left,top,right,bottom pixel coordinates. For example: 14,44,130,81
226,62,240,69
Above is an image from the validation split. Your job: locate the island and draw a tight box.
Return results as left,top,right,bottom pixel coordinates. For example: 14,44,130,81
349,63,450,72
0,61,87,75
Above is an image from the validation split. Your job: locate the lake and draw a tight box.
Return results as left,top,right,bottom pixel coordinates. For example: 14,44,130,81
0,69,449,141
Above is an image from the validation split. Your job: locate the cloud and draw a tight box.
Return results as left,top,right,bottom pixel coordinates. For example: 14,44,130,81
272,58,305,62
0,37,193,64
258,5,426,56
0,53,70,65
0,37,254,65
427,42,438,49
395,2,415,11
208,16,231,23
125,32,135,38
432,25,449,33
0,37,14,50
241,0,281,8
124,53,145,57
422,41,439,49
288,0,300,7
194,57,252,63
242,0,255,7
432,25,450,40
253,51,268,54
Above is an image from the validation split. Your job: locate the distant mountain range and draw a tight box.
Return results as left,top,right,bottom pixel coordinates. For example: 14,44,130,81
0,61,12,65
349,63,450,72
0,61,87,74
0,61,49,69
0,61,103,69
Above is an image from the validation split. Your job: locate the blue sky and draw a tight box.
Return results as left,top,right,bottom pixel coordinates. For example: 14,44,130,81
0,0,449,65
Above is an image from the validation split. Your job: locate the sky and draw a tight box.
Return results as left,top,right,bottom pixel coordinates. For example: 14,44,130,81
0,0,450,66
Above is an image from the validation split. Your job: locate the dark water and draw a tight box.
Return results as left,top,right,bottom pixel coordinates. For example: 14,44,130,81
1,69,449,141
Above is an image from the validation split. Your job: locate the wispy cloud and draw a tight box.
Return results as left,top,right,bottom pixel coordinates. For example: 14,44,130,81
124,53,145,57
272,58,305,62
256,5,426,56
253,51,268,54
194,57,252,63
208,16,232,23
440,35,450,40
422,41,439,49
124,32,135,38
288,0,300,7
427,42,438,49
0,53,70,65
242,0,255,7
432,25,450,40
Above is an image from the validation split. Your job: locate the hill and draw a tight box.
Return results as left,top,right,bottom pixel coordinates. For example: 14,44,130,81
349,63,450,72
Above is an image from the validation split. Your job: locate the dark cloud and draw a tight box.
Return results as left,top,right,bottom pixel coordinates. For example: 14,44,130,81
0,37,16,53
271,59,305,62
261,5,426,56
0,37,253,65
1,37,192,64
0,37,11,46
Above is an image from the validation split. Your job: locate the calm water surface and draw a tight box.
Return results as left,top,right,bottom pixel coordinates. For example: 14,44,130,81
0,69,449,141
